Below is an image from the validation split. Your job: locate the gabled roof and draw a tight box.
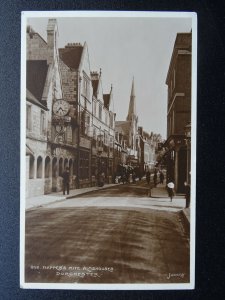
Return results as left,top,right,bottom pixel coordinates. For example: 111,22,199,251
103,94,110,109
59,44,84,70
27,60,48,102
26,89,48,110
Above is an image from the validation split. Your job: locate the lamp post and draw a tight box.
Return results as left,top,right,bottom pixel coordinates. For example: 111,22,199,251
185,122,191,184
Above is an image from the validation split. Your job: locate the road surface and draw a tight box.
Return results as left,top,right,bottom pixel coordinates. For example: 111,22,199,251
25,182,190,284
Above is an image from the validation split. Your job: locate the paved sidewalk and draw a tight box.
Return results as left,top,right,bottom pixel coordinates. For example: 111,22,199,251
25,183,116,210
25,181,190,224
150,184,190,224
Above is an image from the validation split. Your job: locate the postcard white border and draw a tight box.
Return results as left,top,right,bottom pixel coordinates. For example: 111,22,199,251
20,10,197,290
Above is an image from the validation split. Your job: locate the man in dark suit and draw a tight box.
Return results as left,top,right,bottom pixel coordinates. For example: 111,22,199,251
62,167,70,195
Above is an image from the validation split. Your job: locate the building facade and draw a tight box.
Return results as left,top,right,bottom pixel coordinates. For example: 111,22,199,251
165,32,192,193
26,18,116,196
26,19,65,197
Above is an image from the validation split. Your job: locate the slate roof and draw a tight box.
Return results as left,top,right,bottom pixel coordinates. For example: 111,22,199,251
26,89,48,110
26,60,48,102
59,45,83,70
103,94,110,109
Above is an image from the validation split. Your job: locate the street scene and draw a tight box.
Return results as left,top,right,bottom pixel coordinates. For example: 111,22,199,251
22,12,195,287
25,181,189,284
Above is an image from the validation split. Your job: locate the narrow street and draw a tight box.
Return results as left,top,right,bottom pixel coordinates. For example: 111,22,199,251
25,181,190,284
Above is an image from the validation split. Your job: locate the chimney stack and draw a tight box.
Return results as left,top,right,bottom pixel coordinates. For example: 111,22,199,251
47,19,58,64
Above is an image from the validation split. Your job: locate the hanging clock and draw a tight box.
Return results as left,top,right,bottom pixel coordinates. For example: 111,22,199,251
53,100,69,116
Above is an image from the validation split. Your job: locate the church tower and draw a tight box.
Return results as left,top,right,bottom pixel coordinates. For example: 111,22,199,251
127,77,137,122
126,78,138,150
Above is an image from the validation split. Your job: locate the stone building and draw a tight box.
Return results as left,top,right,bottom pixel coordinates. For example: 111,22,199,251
90,70,115,185
58,41,93,188
139,128,162,173
26,19,65,197
165,32,192,193
59,45,115,187
26,18,116,195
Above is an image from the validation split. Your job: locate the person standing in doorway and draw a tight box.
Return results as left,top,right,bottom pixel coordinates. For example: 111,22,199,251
62,167,70,195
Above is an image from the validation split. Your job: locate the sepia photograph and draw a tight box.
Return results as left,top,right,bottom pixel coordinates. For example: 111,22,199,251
20,11,197,290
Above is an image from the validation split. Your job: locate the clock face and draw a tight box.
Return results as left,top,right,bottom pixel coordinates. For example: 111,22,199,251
53,100,69,116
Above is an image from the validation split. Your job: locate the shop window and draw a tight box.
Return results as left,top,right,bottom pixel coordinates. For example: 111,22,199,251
80,110,86,135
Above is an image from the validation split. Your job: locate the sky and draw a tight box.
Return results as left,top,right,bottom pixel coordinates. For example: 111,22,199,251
27,13,192,139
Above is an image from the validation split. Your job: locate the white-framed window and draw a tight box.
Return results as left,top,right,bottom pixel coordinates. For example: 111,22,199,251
40,110,46,135
83,75,90,99
104,131,108,145
99,104,102,120
93,100,97,116
109,112,114,128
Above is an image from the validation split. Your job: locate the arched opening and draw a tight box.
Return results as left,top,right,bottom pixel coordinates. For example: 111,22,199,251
45,156,51,178
52,157,58,178
59,158,63,177
37,156,43,178
29,156,35,179
69,159,73,177
64,158,68,169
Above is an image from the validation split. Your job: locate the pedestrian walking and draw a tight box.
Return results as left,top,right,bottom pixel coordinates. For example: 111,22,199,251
62,167,70,195
167,181,174,201
159,171,164,184
184,181,190,208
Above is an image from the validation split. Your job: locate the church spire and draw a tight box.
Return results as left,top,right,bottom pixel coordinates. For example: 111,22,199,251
127,77,137,121
131,76,135,98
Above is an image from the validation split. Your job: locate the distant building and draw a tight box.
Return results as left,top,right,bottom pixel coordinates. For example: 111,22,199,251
90,70,115,185
139,128,162,173
115,78,140,167
165,32,192,192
